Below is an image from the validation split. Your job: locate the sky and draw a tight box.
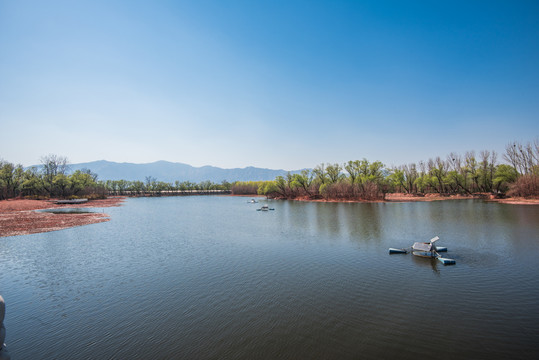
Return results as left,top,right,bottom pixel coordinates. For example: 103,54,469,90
1,0,538,170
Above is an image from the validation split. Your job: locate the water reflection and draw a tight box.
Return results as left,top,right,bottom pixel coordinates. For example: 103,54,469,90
347,203,382,241
279,201,383,241
275,199,539,268
2,197,539,359
313,203,343,236
411,253,441,275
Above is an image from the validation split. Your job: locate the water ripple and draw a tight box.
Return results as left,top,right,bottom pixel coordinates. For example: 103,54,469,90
1,197,538,359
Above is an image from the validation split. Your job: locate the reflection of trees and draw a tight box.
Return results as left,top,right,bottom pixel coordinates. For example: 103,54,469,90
277,200,537,257
344,203,382,241
313,203,343,236
278,201,383,241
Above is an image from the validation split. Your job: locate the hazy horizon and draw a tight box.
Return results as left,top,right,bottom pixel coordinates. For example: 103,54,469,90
1,1,538,169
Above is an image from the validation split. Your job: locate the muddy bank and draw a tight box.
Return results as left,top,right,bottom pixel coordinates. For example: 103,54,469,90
487,197,539,205
0,198,124,237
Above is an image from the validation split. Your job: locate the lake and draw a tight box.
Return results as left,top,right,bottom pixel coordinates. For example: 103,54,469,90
1,196,538,359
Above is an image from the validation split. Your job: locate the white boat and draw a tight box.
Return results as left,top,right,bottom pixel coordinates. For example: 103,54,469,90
438,257,456,265
412,236,439,258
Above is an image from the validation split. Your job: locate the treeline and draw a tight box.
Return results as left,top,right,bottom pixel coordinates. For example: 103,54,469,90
0,155,106,200
2,140,538,201
259,161,387,200
230,181,267,195
257,139,539,201
0,154,234,200
105,177,232,195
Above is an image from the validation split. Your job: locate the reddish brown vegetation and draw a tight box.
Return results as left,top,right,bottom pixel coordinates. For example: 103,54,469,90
231,183,259,195
0,198,124,237
385,193,477,202
321,182,385,201
507,175,539,198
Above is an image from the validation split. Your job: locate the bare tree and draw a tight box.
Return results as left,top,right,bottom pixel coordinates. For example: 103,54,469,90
504,139,539,175
504,142,520,173
40,154,69,195
403,163,418,193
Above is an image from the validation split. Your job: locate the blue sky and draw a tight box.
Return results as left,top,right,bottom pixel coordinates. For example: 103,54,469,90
1,0,538,170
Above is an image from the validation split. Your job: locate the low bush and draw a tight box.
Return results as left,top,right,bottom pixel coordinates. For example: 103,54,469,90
507,175,539,198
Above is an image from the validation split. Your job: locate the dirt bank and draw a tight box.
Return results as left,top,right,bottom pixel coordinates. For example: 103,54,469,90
387,193,539,204
0,197,124,238
487,197,539,205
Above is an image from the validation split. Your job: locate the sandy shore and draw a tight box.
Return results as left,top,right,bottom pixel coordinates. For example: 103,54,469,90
0,198,124,238
386,193,537,204
486,197,539,205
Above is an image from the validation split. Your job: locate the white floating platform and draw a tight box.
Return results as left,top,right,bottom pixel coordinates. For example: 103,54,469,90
438,257,456,265
389,248,408,254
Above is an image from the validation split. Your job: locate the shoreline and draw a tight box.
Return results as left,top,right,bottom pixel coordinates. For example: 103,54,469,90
0,197,125,238
388,194,538,205
2,193,537,238
249,193,539,205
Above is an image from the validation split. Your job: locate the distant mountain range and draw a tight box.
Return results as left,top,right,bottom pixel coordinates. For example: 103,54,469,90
36,160,301,183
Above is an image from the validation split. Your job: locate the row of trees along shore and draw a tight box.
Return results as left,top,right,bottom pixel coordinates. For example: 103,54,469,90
257,139,539,201
1,140,538,201
0,155,234,200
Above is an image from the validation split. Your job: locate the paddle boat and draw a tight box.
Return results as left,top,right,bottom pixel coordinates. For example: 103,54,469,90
389,236,456,265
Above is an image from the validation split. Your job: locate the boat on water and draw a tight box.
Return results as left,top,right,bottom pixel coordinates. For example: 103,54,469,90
389,248,408,254
411,236,439,258
256,204,275,211
389,236,456,265
248,199,258,203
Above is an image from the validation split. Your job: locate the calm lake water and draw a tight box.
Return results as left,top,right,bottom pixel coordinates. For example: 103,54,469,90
1,196,539,359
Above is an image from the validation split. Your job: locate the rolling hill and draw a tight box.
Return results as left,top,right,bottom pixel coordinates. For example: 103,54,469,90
48,160,300,183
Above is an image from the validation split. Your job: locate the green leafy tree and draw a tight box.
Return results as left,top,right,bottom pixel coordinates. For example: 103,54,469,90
291,169,314,196
53,173,71,198
0,161,15,199
313,164,327,185
388,168,406,193
325,163,343,184
344,160,361,185
493,164,518,193
70,169,97,195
